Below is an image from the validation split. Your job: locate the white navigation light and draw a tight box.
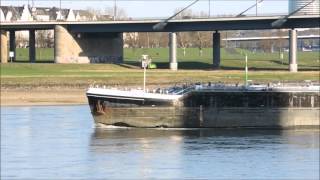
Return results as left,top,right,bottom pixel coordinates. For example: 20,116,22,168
9,51,14,62
9,51,14,58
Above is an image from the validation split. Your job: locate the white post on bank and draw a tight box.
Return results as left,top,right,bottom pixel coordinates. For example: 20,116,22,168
245,54,248,87
9,51,14,63
143,64,146,92
141,55,151,92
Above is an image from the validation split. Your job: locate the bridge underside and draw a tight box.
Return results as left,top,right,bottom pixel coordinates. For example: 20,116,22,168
54,25,123,64
0,31,8,63
1,16,319,32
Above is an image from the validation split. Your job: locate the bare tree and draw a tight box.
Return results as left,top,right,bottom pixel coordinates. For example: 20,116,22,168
86,7,102,15
104,7,127,20
174,7,194,53
177,32,191,56
159,32,169,48
259,31,273,53
173,8,193,19
36,30,47,48
137,32,147,48
124,32,139,48
275,29,287,58
16,32,28,48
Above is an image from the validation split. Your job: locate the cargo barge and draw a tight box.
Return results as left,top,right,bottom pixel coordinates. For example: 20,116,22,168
86,83,320,128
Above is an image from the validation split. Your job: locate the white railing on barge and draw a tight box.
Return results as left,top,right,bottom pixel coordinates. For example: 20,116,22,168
87,87,183,101
87,82,320,100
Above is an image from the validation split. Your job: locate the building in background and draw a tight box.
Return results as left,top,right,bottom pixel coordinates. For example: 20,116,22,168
289,0,320,15
0,5,112,48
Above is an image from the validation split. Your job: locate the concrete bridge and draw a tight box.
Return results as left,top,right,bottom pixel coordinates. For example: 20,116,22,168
1,15,319,72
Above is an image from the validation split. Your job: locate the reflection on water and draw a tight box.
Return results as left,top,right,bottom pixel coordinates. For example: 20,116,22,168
1,105,319,179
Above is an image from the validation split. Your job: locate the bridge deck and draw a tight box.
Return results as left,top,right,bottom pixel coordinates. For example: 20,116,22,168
1,15,319,32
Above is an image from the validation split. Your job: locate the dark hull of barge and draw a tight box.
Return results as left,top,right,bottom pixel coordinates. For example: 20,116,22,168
87,91,320,128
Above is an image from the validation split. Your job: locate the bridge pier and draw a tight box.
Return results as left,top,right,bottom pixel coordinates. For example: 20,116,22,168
289,29,298,72
29,30,36,63
0,30,8,63
9,30,16,62
212,31,221,69
169,32,177,70
54,25,123,64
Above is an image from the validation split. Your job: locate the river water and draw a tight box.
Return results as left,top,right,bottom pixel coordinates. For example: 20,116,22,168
1,105,319,179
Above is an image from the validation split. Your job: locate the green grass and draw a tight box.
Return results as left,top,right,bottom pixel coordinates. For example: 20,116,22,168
13,47,320,70
15,48,54,62
124,48,320,70
1,63,319,88
2,48,319,88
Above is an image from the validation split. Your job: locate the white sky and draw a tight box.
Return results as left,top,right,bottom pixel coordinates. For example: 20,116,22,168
1,0,289,18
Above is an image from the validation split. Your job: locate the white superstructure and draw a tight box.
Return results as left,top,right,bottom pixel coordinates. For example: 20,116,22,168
87,87,183,101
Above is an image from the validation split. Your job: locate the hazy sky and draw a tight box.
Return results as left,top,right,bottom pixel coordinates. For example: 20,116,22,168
1,0,289,18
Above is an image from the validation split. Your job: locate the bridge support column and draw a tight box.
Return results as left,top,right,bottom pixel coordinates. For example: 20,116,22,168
289,29,297,72
212,31,221,69
54,25,123,64
9,30,16,62
29,29,36,63
169,32,177,70
1,30,8,63
54,25,64,63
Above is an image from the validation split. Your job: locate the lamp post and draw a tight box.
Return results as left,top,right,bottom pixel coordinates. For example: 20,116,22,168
113,0,117,21
256,0,258,16
208,0,211,18
245,54,248,87
59,0,61,20
141,55,151,92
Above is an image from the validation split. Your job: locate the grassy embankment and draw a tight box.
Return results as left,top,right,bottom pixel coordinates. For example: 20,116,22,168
1,48,319,89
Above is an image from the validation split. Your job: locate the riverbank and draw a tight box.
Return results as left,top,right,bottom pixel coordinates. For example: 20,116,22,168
1,88,87,106
1,63,319,106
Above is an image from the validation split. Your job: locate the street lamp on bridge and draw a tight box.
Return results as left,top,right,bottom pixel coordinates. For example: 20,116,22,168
113,0,117,21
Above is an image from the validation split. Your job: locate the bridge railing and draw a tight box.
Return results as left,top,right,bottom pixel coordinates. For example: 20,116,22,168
0,13,306,23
